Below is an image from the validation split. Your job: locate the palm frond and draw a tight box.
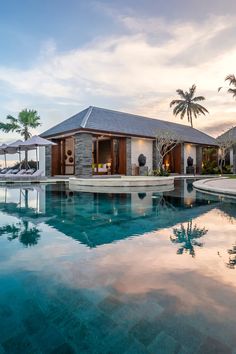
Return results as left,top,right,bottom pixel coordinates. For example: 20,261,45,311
6,115,18,124
176,89,187,99
18,109,41,128
194,104,209,115
189,84,196,99
225,74,236,86
180,106,187,120
170,99,185,108
228,88,236,98
173,103,186,116
0,121,20,133
192,96,205,102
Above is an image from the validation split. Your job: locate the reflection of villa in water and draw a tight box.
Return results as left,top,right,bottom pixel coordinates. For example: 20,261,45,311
0,181,220,248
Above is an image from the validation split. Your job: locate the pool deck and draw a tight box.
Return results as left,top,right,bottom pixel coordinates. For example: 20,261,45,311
0,176,69,185
0,174,232,186
193,177,236,198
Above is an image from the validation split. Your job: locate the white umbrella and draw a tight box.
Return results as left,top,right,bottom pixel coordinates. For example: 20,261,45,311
0,144,8,168
6,140,24,168
20,136,56,169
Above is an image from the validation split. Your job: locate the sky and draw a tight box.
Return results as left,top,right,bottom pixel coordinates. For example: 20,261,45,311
0,0,236,144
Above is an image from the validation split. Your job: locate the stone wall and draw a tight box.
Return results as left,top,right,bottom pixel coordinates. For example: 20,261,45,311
180,143,185,174
233,145,236,174
45,145,52,177
126,138,132,175
152,141,157,170
196,146,203,174
75,133,93,177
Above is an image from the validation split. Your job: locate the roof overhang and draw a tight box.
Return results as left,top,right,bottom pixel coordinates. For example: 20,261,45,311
42,127,217,147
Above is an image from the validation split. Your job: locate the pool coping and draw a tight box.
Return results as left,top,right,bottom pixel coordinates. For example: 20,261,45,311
69,175,174,186
193,177,236,198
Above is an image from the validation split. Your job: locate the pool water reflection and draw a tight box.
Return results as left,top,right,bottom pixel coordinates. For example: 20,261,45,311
0,180,236,353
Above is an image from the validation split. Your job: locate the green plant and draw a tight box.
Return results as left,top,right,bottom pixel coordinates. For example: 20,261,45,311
0,109,41,167
202,160,220,175
152,168,170,176
223,164,233,174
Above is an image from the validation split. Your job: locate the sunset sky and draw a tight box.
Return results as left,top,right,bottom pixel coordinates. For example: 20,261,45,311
0,0,236,143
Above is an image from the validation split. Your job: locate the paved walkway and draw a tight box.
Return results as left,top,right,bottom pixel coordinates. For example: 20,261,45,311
193,178,236,197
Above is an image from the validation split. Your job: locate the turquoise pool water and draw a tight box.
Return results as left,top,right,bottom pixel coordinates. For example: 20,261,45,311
0,180,236,353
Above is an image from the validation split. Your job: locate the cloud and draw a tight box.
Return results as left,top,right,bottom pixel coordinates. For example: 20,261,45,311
0,13,235,136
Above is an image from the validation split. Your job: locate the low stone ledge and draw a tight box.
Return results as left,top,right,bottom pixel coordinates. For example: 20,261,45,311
69,176,174,192
193,178,236,198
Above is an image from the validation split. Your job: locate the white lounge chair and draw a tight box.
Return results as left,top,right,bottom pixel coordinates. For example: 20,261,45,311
24,169,35,175
18,170,44,180
0,168,8,175
0,169,14,178
17,169,27,175
3,169,27,180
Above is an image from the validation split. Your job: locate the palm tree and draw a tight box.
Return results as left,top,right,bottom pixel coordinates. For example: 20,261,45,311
170,84,209,128
170,220,208,257
0,220,41,247
0,109,41,140
225,74,236,99
0,109,41,167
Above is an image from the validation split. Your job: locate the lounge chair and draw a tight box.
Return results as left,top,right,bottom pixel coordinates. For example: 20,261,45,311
0,168,8,174
18,170,44,180
24,169,35,175
10,169,20,175
0,169,14,177
17,169,27,175
3,169,27,180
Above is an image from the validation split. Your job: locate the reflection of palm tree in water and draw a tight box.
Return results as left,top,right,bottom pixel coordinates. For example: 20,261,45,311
0,220,40,247
170,220,208,257
226,244,236,269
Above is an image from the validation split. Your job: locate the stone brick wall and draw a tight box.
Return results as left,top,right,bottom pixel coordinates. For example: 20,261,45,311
74,133,93,177
126,138,132,175
233,144,236,174
152,140,157,170
196,146,203,174
180,143,185,174
45,145,52,177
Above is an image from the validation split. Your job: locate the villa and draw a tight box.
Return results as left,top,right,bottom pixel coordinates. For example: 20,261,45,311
218,127,236,173
40,106,217,177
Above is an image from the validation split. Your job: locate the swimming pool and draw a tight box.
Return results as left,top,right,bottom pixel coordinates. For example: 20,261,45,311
0,180,236,353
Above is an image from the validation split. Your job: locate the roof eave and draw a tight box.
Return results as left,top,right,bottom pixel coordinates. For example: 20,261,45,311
41,127,217,146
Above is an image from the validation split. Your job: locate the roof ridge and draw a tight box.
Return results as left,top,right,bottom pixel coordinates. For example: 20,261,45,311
81,106,93,128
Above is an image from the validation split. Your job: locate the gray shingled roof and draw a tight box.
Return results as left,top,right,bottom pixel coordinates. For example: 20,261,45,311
218,126,236,140
41,106,216,145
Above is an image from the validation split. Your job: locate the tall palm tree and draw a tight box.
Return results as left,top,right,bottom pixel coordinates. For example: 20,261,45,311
170,84,209,128
225,74,236,99
0,109,41,167
0,109,41,140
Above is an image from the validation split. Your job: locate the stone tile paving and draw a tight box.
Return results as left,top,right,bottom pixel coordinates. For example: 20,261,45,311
0,272,235,353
